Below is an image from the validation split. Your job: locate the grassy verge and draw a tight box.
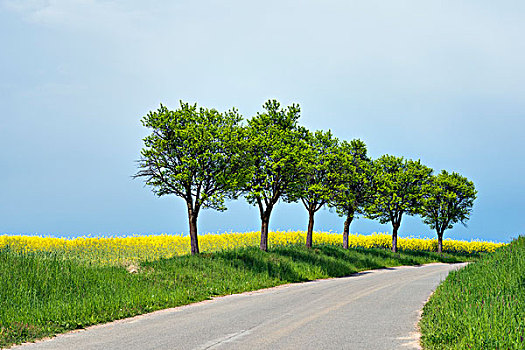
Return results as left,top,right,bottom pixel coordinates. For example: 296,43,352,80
419,236,525,349
1,244,474,348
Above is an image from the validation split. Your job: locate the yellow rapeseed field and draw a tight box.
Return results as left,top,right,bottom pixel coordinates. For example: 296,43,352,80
0,231,504,265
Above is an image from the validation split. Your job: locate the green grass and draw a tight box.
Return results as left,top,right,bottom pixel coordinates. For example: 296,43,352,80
0,244,474,348
419,236,525,349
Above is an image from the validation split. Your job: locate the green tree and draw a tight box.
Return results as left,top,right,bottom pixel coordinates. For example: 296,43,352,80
328,139,372,249
288,130,341,248
366,155,433,252
243,100,306,251
134,102,247,255
421,170,477,253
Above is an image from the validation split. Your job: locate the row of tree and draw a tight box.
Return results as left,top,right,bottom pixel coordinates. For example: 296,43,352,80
135,100,477,255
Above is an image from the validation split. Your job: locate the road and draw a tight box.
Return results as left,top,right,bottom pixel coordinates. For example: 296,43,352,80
13,263,466,350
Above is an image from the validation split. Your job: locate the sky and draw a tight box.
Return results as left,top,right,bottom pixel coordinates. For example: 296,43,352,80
1,1,524,243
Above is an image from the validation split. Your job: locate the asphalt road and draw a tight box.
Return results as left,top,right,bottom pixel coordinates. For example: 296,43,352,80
13,263,466,350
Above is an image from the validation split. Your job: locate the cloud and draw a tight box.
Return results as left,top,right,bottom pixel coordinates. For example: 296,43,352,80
2,0,145,37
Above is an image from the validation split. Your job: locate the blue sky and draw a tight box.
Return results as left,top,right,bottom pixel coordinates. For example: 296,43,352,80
1,1,524,243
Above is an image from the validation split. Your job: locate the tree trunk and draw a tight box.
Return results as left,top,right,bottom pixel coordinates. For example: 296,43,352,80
260,214,270,252
437,231,443,254
306,210,315,248
343,210,354,250
187,209,199,255
392,223,399,253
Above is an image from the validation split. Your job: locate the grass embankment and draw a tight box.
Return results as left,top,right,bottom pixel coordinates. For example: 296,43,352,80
420,236,525,349
1,244,473,348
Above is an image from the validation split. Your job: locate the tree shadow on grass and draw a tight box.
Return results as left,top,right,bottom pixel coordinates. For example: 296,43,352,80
322,245,457,265
315,245,389,266
268,245,389,277
273,249,356,277
393,249,471,263
214,248,306,283
147,244,471,291
308,245,412,270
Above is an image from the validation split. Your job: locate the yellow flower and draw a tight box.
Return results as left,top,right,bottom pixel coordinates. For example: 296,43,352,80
0,231,504,265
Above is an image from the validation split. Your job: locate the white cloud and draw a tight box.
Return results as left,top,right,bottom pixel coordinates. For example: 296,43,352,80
2,0,146,37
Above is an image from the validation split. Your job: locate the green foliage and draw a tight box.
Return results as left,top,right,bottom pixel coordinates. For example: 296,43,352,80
0,244,472,348
289,129,341,213
421,170,477,235
329,139,372,219
134,101,249,253
243,100,306,208
242,100,308,250
135,102,247,212
366,155,433,225
420,236,525,349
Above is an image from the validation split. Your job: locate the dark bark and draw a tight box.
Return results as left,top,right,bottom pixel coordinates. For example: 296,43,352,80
343,210,354,250
187,207,199,255
260,215,270,251
392,223,399,253
260,218,269,252
306,209,315,248
257,197,274,252
437,231,443,254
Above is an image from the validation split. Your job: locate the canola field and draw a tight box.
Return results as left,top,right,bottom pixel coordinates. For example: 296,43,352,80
0,231,504,265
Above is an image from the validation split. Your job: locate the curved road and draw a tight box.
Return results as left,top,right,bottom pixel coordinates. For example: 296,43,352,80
13,263,466,350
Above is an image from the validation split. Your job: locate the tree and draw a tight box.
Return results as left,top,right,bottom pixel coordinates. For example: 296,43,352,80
421,170,477,253
328,139,372,249
366,155,433,252
134,102,247,255
288,130,341,248
243,100,306,251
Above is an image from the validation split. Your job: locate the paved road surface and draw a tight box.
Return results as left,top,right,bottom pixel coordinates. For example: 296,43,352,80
13,263,466,350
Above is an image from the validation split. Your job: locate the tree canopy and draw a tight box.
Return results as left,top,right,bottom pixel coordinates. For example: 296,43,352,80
134,102,248,254
421,170,477,252
134,99,478,255
366,155,433,252
242,100,306,251
288,129,341,248
329,139,372,249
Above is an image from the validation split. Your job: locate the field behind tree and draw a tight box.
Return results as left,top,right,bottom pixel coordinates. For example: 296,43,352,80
0,231,492,348
0,231,502,265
